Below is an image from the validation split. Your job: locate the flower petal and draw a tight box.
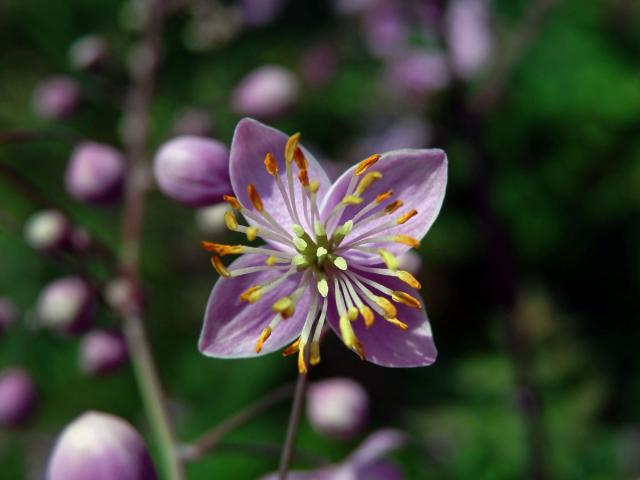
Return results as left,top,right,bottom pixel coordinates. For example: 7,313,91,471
230,118,331,235
321,148,447,259
326,269,437,367
199,254,309,358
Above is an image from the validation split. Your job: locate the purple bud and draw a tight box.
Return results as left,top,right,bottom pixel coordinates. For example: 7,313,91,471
69,226,92,252
307,377,369,440
24,210,71,252
397,250,422,276
47,411,157,480
32,76,80,120
445,0,493,79
240,0,286,26
172,108,213,137
382,50,450,101
362,0,408,59
0,297,18,337
79,330,128,376
104,277,139,316
0,367,37,428
153,136,231,207
37,276,95,335
299,43,339,89
68,35,110,71
231,66,300,120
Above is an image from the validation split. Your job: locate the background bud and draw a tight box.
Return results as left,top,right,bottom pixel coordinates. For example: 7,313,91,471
307,377,369,440
231,65,300,119
68,35,110,71
0,297,18,338
24,209,71,252
37,276,95,335
397,250,422,276
47,411,157,480
239,0,286,27
65,142,126,204
79,330,128,376
31,75,80,120
153,136,231,207
299,42,338,89
195,203,232,236
0,367,37,428
382,50,450,101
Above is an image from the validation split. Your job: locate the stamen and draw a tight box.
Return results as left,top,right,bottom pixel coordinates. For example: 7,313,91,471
333,256,348,271
298,345,307,374
310,342,321,366
240,285,260,302
376,190,393,203
386,317,409,330
265,256,278,266
354,153,381,176
297,291,319,374
201,241,243,256
293,147,307,170
272,296,294,317
385,200,404,214
263,152,279,176
374,296,397,319
316,272,329,297
282,337,300,356
223,195,241,210
285,133,301,163
254,327,272,353
310,296,329,365
298,169,309,187
339,315,365,360
293,237,308,252
394,235,420,247
360,305,375,327
397,270,421,289
247,184,264,212
246,227,258,241
355,171,382,196
378,249,398,271
224,210,238,230
391,291,421,309
341,195,363,205
210,255,230,277
397,209,418,225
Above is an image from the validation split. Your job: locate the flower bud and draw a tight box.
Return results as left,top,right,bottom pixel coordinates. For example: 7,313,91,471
68,35,110,71
231,66,300,119
307,377,369,440
79,330,128,376
37,276,95,335
0,367,37,428
47,411,158,480
239,0,286,26
65,142,126,204
104,277,139,316
195,203,232,236
0,297,18,338
361,0,407,59
32,75,80,120
382,50,450,101
153,136,231,207
24,209,71,252
397,250,422,276
172,108,213,137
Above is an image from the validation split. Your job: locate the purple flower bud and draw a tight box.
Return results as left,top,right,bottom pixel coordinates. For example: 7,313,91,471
79,330,128,376
65,142,126,204
362,0,407,59
69,226,92,252
47,411,158,480
397,250,422,276
0,367,37,428
37,276,95,335
0,297,18,338
68,35,110,71
231,66,300,119
24,210,71,252
307,377,369,440
172,108,213,137
32,76,80,120
104,277,139,316
299,43,339,89
153,136,231,207
240,0,286,26
382,50,450,101
445,0,493,79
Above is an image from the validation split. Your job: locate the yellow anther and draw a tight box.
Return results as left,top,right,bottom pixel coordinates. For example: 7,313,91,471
310,342,321,366
272,297,294,316
333,256,348,271
210,255,230,277
355,171,382,196
375,296,397,319
247,184,264,212
348,306,359,321
248,289,262,304
282,337,301,357
384,200,404,214
293,147,308,170
224,210,238,230
353,340,365,360
392,291,422,309
264,152,279,176
285,133,301,164
309,180,320,193
298,168,309,187
240,285,260,302
360,305,375,328
293,237,308,251
386,317,409,330
339,314,357,348
201,241,243,256
265,255,278,266
223,195,241,210
355,153,381,176
376,190,393,203
316,274,329,297
397,270,421,289
394,235,420,248
378,249,398,271
397,209,418,225
298,344,308,374
255,327,272,353
341,195,363,206
246,227,258,241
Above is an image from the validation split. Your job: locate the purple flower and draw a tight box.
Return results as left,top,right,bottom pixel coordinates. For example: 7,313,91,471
24,209,72,252
32,75,80,120
79,329,128,376
47,411,157,480
444,0,493,79
66,142,126,204
0,367,37,428
231,66,300,120
307,377,369,439
153,136,232,207
199,118,446,372
37,276,95,335
261,429,407,479
68,35,110,71
0,297,18,338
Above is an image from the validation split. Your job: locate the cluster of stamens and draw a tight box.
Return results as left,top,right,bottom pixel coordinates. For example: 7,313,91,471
202,133,423,373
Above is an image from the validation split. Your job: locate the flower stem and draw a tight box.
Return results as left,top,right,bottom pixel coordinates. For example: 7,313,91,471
278,373,308,480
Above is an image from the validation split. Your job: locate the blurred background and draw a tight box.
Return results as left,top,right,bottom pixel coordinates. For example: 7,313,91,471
1,0,640,478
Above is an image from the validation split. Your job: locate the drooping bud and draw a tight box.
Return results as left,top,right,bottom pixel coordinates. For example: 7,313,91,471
0,367,37,428
47,411,158,480
231,66,300,119
307,377,369,440
79,329,128,376
171,108,213,137
24,210,71,252
0,297,18,338
153,136,232,207
32,75,80,120
65,142,126,204
68,35,110,71
37,276,95,335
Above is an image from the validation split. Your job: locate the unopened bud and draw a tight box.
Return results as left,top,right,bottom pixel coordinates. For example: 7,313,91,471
37,276,95,335
66,142,125,204
0,367,37,428
79,330,128,376
32,76,80,120
24,210,71,252
231,65,300,119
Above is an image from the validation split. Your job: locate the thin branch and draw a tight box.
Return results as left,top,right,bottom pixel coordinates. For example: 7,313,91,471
278,373,308,480
214,441,329,467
